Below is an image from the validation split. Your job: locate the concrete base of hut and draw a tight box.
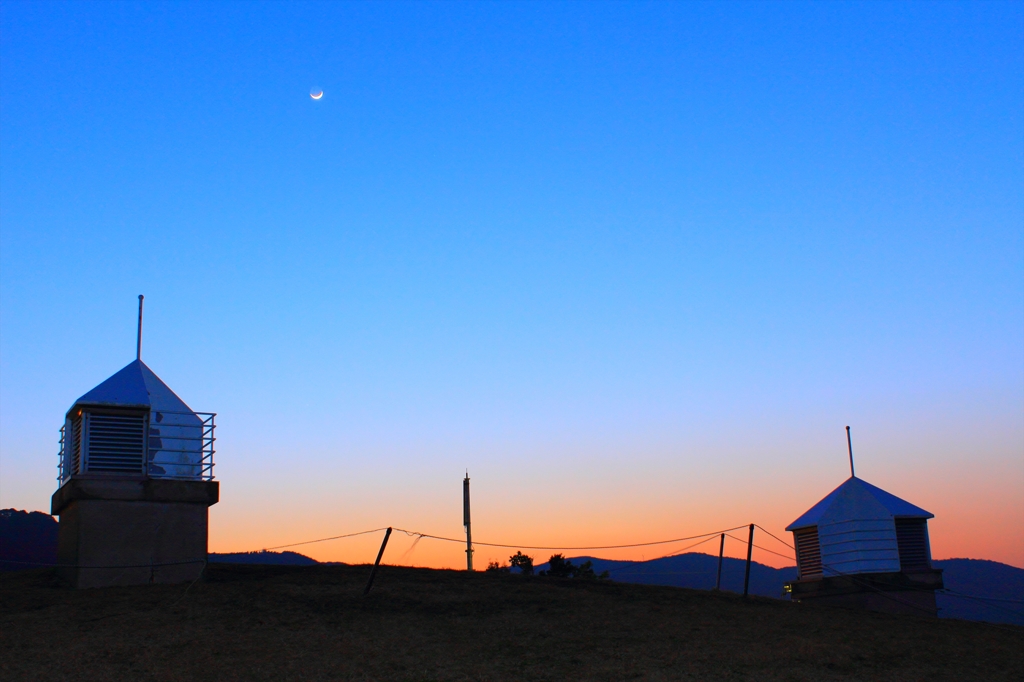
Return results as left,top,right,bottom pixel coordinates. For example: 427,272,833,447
786,569,943,617
51,477,219,588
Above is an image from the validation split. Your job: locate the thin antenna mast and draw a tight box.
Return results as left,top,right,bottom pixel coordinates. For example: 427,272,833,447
463,471,473,571
136,295,145,361
846,425,855,478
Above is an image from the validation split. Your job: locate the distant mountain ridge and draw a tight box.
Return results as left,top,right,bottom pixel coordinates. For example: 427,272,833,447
932,558,1024,625
532,553,1023,625
3,509,1020,624
535,553,797,598
0,510,58,569
208,551,319,566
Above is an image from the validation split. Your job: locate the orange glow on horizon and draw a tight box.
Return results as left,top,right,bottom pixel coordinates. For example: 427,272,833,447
207,458,1024,569
209,501,1024,572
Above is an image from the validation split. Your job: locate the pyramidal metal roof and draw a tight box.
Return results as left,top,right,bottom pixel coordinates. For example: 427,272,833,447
786,476,933,531
68,359,195,415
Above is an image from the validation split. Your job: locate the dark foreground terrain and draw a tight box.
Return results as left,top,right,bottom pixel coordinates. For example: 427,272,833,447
2,563,1021,681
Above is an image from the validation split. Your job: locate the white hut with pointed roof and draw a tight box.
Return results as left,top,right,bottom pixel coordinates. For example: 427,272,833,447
784,476,943,615
60,359,210,481
51,299,219,588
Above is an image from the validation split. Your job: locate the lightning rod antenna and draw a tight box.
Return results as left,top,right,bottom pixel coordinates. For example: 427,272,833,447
846,425,855,478
136,295,144,361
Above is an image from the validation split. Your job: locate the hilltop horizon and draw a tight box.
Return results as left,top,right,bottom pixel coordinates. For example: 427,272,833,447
6,504,1023,572
2,1,1021,571
9,505,1021,626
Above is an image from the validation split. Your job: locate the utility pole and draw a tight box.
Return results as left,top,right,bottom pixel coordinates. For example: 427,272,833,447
463,472,473,571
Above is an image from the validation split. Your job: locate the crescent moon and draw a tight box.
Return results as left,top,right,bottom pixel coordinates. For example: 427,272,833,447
310,90,323,100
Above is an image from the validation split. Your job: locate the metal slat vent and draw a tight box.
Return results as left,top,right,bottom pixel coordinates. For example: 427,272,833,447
69,416,83,477
85,413,146,474
795,527,822,579
895,519,930,570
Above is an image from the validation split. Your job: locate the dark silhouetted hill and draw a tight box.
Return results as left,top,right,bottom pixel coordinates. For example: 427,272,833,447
0,508,320,569
0,509,57,571
535,552,796,598
536,553,1024,625
935,558,1024,626
3,508,1020,624
209,550,319,566
3,562,1022,680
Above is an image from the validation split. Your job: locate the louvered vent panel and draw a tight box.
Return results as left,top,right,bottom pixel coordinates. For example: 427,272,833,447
69,416,83,477
795,528,822,579
896,519,929,570
86,414,145,474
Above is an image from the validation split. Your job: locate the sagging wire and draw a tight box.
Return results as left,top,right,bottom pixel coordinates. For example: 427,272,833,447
261,527,391,551
754,524,796,550
0,557,208,569
815,564,969,619
656,534,720,560
396,533,424,563
724,533,796,562
747,526,1022,619
811,566,1022,631
390,524,751,551
939,590,1024,606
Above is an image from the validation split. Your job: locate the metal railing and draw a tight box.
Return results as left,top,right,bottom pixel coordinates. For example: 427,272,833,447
147,411,216,481
57,424,67,484
57,410,216,484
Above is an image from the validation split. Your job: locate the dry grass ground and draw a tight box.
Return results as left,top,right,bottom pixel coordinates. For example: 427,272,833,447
2,562,1021,681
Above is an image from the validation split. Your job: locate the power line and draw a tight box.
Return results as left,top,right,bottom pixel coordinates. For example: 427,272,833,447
817,565,943,616
0,557,206,569
812,566,1024,629
261,527,390,551
771,561,1024,627
12,520,1018,622
392,525,750,551
746,526,1022,617
248,522,1019,612
660,534,720,559
0,525,767,569
933,589,1024,621
723,533,795,562
634,534,721,563
0,525,394,569
754,524,795,550
0,524,758,570
939,590,1024,606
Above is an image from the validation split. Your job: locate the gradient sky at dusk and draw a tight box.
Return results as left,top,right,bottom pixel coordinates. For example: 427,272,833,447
1,1,1021,570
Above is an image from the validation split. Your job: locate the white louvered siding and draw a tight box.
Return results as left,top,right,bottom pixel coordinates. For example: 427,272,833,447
896,519,931,570
818,518,900,576
85,413,146,474
794,527,822,579
68,415,83,478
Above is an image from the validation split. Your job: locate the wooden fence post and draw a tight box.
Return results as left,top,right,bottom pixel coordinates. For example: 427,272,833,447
715,533,725,590
743,523,754,598
364,527,393,595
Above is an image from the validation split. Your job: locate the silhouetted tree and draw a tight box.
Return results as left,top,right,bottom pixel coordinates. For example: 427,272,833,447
540,554,609,580
486,561,510,573
543,553,575,578
509,551,534,575
573,559,609,580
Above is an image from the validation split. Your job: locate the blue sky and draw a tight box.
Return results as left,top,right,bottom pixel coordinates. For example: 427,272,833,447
1,1,1022,567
